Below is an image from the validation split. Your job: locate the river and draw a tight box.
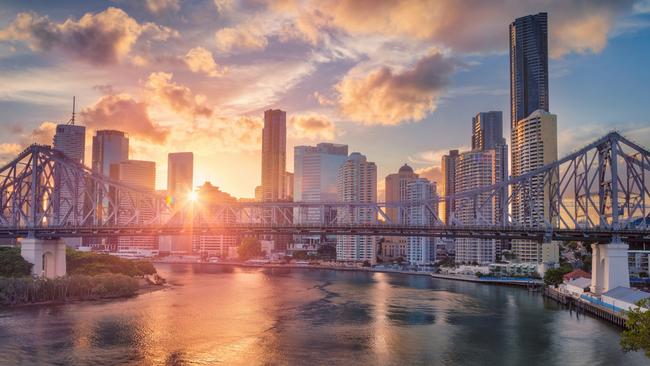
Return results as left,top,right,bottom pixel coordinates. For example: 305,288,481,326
0,263,647,365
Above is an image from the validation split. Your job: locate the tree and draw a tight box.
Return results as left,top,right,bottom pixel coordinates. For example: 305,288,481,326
0,247,33,277
543,265,573,286
238,237,261,260
621,298,650,358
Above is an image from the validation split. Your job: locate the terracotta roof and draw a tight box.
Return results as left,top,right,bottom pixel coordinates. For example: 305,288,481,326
563,269,591,281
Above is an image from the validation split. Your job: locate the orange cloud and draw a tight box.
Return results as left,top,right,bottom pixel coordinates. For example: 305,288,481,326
146,0,180,13
184,47,227,77
270,0,632,58
0,7,177,64
215,25,268,53
290,114,336,140
416,166,443,188
336,51,457,125
81,93,169,143
145,72,213,118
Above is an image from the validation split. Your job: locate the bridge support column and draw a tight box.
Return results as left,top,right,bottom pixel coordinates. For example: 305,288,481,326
20,238,67,278
590,238,629,295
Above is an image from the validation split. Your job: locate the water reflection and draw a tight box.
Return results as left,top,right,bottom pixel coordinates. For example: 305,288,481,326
0,264,647,366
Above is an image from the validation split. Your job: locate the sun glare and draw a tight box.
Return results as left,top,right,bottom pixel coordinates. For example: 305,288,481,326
188,190,198,202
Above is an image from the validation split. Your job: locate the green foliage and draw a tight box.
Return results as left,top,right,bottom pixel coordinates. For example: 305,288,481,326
621,298,650,358
437,256,455,268
0,274,139,306
66,247,157,277
238,237,261,260
292,251,308,260
362,260,371,267
543,264,573,286
0,247,33,277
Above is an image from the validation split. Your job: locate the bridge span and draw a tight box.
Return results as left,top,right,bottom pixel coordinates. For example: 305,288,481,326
1,131,648,294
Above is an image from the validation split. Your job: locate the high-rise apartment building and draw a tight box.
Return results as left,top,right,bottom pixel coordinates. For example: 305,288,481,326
167,152,194,200
472,111,508,225
110,160,157,252
510,12,549,129
510,110,558,262
261,109,287,202
385,164,419,224
441,150,459,224
406,178,438,265
454,150,498,265
336,153,377,263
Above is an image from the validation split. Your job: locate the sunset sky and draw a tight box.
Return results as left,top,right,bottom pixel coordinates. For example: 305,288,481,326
1,0,649,199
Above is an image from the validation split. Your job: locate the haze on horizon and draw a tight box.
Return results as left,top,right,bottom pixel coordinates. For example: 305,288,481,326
0,0,649,198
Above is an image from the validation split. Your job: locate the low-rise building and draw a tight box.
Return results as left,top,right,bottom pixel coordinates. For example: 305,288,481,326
566,277,591,296
602,286,650,312
488,262,538,277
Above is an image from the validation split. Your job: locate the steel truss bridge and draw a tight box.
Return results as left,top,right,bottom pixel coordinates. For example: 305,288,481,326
0,131,648,245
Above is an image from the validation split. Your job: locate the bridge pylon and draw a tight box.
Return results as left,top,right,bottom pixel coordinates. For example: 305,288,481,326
20,233,66,278
590,237,630,295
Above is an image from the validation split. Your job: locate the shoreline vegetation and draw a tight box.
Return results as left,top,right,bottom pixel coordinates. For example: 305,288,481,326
0,247,164,307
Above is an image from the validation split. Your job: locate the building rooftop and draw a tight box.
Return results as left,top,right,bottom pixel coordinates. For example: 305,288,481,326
398,164,414,174
567,277,591,289
563,269,591,282
602,286,650,305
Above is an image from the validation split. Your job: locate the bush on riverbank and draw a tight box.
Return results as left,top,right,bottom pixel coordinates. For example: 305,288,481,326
0,247,33,277
67,248,156,277
0,273,139,306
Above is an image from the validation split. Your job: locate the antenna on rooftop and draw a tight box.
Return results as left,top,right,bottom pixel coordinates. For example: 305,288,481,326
68,96,76,125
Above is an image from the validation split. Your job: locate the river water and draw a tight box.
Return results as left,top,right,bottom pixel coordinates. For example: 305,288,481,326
0,263,647,365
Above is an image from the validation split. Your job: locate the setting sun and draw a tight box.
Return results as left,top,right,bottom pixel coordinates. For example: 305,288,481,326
188,190,198,202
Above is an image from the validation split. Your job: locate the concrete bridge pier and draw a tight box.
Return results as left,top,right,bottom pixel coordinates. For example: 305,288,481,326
590,237,629,296
20,237,67,278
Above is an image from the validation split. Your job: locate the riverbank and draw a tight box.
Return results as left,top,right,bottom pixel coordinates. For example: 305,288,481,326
154,259,542,287
0,274,165,308
543,286,628,327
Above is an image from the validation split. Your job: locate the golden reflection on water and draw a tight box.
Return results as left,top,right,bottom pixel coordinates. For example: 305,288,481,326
1,264,647,366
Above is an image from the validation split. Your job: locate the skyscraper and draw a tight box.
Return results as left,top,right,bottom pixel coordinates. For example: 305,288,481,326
191,182,237,258
294,143,348,247
167,152,193,254
454,150,498,265
294,143,348,222
167,152,194,200
53,124,86,165
53,123,86,226
53,121,86,248
336,153,377,263
406,178,438,265
92,130,129,177
510,12,549,129
110,160,157,252
472,111,504,151
87,130,129,250
510,110,558,262
441,150,459,224
261,109,287,202
261,109,289,250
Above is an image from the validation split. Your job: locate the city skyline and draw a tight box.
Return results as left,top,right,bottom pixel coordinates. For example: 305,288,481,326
0,1,648,198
